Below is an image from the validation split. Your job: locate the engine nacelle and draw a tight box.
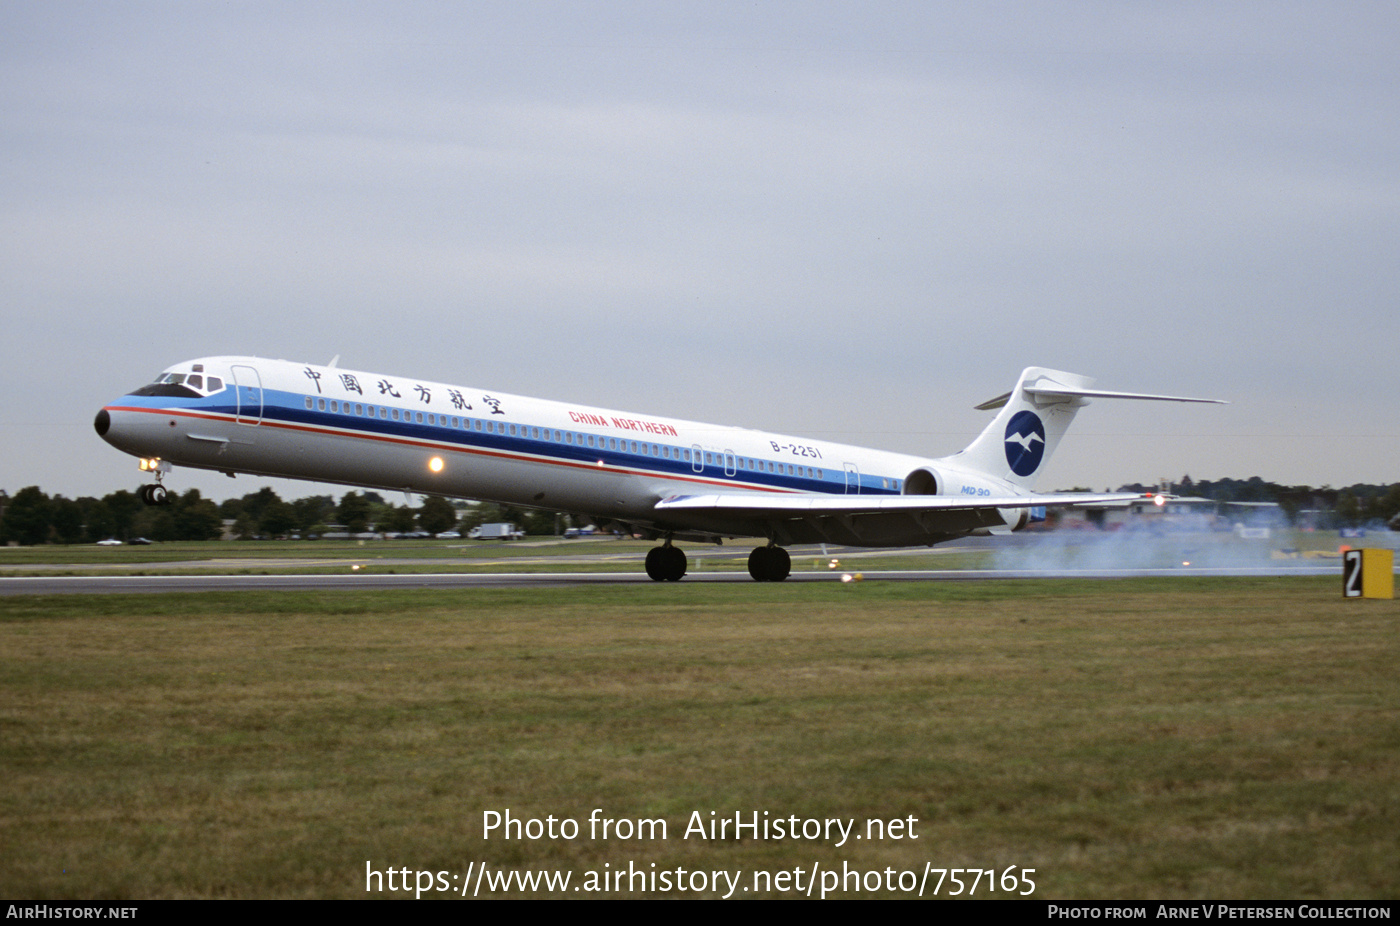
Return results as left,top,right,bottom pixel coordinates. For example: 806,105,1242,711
902,466,943,496
1001,506,1030,532
907,465,1032,534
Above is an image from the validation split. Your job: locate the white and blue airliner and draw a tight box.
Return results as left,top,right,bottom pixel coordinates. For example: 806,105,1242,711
95,359,1221,581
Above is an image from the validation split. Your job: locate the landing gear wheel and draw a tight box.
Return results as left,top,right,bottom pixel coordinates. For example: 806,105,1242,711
747,545,790,582
771,545,790,581
646,545,689,581
663,545,687,582
747,546,767,580
140,484,169,506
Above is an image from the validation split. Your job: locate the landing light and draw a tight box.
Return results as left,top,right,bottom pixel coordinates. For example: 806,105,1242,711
1152,493,1167,507
428,456,445,474
139,457,161,472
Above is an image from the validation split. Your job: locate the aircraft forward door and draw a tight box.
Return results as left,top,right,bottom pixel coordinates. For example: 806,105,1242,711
231,364,263,426
844,462,860,494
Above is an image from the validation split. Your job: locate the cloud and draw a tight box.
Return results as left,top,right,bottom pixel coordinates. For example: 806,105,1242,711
4,4,1398,499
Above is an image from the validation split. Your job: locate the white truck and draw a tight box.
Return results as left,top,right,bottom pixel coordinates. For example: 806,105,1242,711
468,522,525,541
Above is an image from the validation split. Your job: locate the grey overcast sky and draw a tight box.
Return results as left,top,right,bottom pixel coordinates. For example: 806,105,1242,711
3,2,1397,503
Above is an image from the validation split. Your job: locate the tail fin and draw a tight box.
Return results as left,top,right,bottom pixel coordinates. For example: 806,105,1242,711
951,367,1226,489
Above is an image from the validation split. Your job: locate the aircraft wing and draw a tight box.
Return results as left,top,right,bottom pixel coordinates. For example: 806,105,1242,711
656,491,1153,516
653,491,1162,546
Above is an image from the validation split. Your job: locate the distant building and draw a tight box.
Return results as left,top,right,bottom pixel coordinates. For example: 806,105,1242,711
1050,495,1221,532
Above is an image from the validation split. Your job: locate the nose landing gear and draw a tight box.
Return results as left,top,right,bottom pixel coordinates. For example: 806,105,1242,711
137,458,173,506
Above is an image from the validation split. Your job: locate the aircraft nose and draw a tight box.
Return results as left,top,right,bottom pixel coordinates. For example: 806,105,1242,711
94,408,111,437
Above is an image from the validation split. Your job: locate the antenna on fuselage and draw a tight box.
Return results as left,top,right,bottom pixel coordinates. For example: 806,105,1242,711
327,355,340,368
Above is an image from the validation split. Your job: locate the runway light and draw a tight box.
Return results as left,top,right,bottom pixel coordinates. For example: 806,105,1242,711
828,559,841,569
428,456,444,473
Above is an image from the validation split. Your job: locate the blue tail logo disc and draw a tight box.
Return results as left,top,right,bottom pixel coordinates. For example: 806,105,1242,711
1004,411,1046,477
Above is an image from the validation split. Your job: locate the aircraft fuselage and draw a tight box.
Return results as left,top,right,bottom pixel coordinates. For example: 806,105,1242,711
95,356,1013,545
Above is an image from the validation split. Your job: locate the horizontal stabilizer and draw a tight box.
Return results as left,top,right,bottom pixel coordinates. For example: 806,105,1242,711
975,373,1226,410
1024,385,1227,404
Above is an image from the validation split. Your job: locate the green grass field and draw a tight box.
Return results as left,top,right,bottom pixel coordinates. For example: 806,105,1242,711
2,578,1396,899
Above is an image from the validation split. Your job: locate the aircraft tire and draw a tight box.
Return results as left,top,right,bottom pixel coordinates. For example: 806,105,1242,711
770,546,790,581
645,547,665,581
646,546,688,581
663,546,687,582
748,545,791,582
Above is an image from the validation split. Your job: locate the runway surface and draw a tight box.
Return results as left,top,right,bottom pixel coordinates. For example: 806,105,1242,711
2,531,1374,595
0,563,1344,595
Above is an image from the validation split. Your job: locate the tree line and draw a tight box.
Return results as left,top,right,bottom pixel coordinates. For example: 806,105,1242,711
2,478,1397,545
1111,476,1400,528
0,485,564,545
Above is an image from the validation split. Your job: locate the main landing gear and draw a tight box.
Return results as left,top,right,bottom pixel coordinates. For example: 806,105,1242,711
644,540,791,582
645,542,688,582
747,544,790,582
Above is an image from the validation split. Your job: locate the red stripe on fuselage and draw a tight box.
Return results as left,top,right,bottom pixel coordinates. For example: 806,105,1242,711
104,404,802,496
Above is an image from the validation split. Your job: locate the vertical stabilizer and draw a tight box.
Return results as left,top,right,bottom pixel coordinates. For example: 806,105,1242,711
950,367,1227,489
952,368,1094,489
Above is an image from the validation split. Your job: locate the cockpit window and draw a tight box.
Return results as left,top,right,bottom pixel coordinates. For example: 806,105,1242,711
134,369,221,399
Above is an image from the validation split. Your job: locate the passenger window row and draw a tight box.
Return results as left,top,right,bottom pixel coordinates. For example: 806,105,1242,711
299,395,829,483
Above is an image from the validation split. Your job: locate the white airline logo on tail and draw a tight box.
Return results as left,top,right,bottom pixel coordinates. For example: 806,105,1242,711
1004,410,1047,477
